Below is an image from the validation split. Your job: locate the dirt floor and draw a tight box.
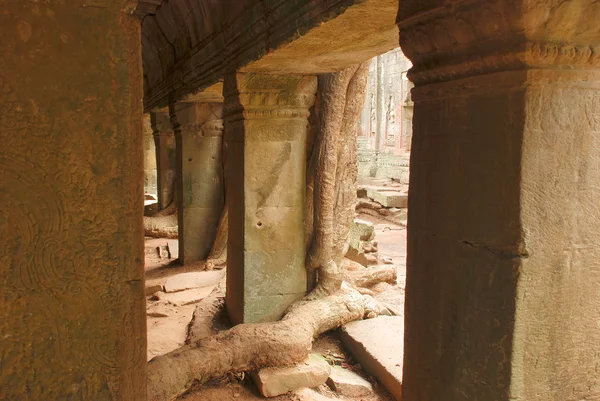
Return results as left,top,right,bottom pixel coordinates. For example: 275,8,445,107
144,192,407,400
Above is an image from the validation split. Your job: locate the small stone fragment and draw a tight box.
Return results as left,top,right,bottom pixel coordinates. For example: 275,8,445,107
326,366,374,397
156,286,215,306
251,354,331,397
381,256,393,265
163,271,225,293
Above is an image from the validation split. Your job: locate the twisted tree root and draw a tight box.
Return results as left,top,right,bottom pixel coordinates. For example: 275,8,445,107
147,288,376,401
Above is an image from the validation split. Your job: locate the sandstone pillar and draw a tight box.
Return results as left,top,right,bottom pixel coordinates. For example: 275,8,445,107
150,110,177,211
398,1,600,400
224,73,317,324
170,102,225,265
143,114,158,196
0,2,145,400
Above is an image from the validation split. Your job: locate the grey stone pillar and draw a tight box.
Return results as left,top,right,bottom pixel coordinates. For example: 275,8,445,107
143,114,157,196
399,1,600,400
170,102,225,265
224,73,317,324
150,110,176,211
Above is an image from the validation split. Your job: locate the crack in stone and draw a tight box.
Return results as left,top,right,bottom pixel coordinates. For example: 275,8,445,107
460,240,529,260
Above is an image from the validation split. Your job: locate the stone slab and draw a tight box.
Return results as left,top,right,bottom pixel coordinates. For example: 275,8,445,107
156,286,215,306
251,354,331,397
326,365,373,397
367,189,408,208
163,270,225,293
340,316,404,401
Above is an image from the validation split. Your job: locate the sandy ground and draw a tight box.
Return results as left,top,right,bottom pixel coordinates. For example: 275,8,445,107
144,205,407,400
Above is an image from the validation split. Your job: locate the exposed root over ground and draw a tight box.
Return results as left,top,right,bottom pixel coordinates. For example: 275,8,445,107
144,214,178,239
147,287,379,401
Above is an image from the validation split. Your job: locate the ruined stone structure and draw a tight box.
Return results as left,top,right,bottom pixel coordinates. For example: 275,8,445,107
3,0,600,400
358,48,413,181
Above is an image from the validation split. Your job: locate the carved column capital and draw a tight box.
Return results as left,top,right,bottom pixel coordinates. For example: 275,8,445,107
397,0,600,86
202,119,224,137
149,110,174,136
223,73,317,123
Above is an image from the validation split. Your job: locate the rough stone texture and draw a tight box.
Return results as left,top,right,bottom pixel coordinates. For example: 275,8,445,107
326,365,374,397
0,1,146,399
163,271,225,293
367,188,408,208
224,73,317,324
150,110,177,211
171,102,224,265
141,0,399,110
155,287,215,307
251,354,331,397
143,114,158,195
340,317,403,401
399,1,600,400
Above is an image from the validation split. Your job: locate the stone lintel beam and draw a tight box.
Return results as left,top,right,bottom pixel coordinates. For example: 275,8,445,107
224,73,317,324
142,0,398,111
169,102,225,265
397,1,600,401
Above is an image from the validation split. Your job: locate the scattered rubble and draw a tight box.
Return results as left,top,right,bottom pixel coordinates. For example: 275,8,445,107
251,354,331,397
326,365,374,397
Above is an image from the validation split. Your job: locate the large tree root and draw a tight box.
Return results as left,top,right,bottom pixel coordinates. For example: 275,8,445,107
144,214,178,239
205,206,228,270
147,288,375,401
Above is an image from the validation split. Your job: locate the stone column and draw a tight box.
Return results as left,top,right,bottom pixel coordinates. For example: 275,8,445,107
224,73,317,324
169,102,225,265
143,114,158,196
150,110,177,211
0,2,145,400
398,1,600,400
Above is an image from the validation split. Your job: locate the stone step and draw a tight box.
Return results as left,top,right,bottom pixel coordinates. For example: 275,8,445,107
251,354,331,397
326,365,374,397
340,316,404,401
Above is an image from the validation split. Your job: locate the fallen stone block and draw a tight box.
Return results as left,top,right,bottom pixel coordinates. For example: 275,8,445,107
367,189,408,208
326,366,373,397
251,354,331,397
345,247,368,267
352,219,375,241
163,270,225,293
145,284,164,296
155,286,215,306
340,317,404,401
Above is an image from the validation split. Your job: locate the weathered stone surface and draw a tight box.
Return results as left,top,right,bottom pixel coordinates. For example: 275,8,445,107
326,366,373,397
171,102,225,265
341,317,403,401
352,219,375,241
142,0,399,110
367,188,408,208
251,354,331,397
225,73,316,324
345,247,368,267
295,388,336,401
163,271,225,293
156,287,215,307
150,110,177,211
0,3,145,400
